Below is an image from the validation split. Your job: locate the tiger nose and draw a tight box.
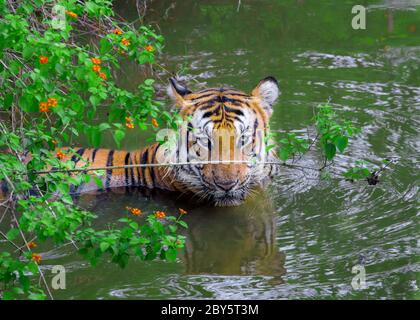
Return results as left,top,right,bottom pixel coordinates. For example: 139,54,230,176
214,178,238,191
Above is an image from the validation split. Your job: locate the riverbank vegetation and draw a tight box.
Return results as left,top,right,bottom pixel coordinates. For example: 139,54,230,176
0,0,186,300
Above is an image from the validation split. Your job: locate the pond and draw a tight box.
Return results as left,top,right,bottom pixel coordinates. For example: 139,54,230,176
46,0,418,299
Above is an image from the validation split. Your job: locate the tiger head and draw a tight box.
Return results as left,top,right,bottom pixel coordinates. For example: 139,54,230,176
164,77,280,206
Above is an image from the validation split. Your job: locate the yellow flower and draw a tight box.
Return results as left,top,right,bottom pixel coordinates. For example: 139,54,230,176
145,45,154,52
47,97,58,107
121,38,130,46
112,28,123,35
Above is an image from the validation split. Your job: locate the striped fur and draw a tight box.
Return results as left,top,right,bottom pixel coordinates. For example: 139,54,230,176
1,77,280,206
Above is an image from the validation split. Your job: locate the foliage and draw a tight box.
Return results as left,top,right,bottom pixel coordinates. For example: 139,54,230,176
276,103,390,181
314,103,360,162
0,0,186,300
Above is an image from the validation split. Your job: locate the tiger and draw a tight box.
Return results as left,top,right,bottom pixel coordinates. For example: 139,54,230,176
1,76,280,206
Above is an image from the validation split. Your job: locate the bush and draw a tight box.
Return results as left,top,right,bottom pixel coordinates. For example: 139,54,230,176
0,0,186,300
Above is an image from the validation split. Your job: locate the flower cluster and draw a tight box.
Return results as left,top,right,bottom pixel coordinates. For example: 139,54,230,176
121,38,130,46
91,57,101,65
39,97,58,112
125,117,134,129
112,28,123,35
31,253,42,264
56,150,65,160
145,45,154,52
178,208,187,215
28,241,37,249
90,57,106,80
126,206,142,216
39,55,48,64
155,211,166,219
151,118,159,128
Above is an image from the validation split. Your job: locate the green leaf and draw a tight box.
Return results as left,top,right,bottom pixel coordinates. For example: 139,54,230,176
89,95,101,107
87,126,102,147
6,228,20,241
335,136,348,153
279,148,289,161
3,93,13,109
92,176,103,188
113,129,125,147
18,94,37,112
100,242,110,252
99,38,112,55
177,220,188,229
165,248,177,262
28,293,47,300
324,143,336,160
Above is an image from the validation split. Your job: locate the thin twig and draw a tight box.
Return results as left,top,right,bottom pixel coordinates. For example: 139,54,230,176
18,160,322,175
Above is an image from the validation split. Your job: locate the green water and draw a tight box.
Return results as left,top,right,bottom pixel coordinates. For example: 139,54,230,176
46,0,419,299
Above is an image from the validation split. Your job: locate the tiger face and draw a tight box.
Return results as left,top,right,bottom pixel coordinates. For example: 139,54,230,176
165,77,280,206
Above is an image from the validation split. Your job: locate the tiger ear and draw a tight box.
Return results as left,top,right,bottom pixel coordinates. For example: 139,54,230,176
251,76,279,116
167,77,191,104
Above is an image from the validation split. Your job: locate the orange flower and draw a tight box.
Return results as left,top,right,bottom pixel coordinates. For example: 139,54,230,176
39,55,48,64
178,208,187,215
121,38,130,46
31,253,42,264
56,150,65,160
51,139,58,145
66,11,78,19
92,65,101,73
145,45,154,52
98,72,107,80
130,208,141,216
39,102,49,113
90,57,101,65
112,28,123,35
125,117,134,129
155,211,166,219
28,241,37,249
151,118,158,128
47,97,58,107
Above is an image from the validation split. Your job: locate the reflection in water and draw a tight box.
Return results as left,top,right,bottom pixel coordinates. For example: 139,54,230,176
79,188,286,278
182,195,285,277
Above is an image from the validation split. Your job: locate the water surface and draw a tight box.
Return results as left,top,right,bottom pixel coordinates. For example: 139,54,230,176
45,0,419,299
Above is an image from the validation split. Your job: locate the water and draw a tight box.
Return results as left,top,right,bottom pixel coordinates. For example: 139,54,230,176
45,0,419,299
